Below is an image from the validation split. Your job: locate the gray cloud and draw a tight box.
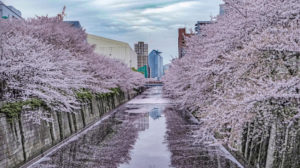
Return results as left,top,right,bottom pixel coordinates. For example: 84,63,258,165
2,0,223,64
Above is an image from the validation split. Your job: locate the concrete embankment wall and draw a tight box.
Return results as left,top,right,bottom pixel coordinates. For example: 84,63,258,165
185,108,300,168
238,111,300,168
0,89,140,168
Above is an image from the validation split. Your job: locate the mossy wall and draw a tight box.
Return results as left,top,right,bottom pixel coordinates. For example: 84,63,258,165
0,89,139,168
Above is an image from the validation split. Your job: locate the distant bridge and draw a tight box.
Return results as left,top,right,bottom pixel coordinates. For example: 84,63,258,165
144,81,164,87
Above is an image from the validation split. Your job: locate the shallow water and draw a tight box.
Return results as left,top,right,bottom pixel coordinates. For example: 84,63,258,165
119,106,171,168
28,86,241,168
119,87,172,168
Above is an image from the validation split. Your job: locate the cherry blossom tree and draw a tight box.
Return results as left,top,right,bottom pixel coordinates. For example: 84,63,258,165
163,0,300,149
0,17,145,123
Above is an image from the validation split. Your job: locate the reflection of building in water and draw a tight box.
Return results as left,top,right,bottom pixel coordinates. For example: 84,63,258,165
131,113,149,131
150,108,161,120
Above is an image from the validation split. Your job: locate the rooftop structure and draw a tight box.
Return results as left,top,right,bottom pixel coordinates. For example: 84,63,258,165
0,1,22,19
194,4,226,34
64,21,82,29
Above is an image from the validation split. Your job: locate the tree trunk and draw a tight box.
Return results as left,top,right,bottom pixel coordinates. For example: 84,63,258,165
244,122,251,159
265,122,276,168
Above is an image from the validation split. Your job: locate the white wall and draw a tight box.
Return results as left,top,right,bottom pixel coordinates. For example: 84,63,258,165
87,34,137,69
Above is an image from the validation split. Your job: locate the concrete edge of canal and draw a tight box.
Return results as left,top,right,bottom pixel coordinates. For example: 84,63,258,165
183,110,249,168
0,87,145,168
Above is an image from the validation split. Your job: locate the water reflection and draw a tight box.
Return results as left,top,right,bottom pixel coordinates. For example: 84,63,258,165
29,87,242,168
164,106,242,168
149,108,161,120
30,112,140,168
132,112,149,131
118,106,171,168
29,87,171,168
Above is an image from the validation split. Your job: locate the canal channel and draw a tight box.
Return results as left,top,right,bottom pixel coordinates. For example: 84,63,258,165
27,86,242,168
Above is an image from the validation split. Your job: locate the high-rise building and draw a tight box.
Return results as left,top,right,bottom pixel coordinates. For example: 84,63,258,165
178,28,193,59
134,42,148,69
0,1,22,19
148,50,163,80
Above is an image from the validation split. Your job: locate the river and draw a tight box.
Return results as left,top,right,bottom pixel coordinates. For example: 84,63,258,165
28,86,242,168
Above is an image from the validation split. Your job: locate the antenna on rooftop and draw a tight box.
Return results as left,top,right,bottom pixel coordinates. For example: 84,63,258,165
57,5,66,21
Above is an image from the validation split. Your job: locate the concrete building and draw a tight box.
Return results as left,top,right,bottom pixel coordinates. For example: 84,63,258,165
163,64,171,75
0,1,22,19
178,28,194,59
195,21,212,34
134,42,148,69
148,50,163,80
194,4,225,34
87,34,137,69
219,4,225,16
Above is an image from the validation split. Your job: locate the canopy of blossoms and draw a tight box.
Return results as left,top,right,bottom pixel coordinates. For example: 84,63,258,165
0,16,145,122
163,0,300,147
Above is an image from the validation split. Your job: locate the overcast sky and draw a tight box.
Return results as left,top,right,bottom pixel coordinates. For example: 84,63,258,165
3,0,222,64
